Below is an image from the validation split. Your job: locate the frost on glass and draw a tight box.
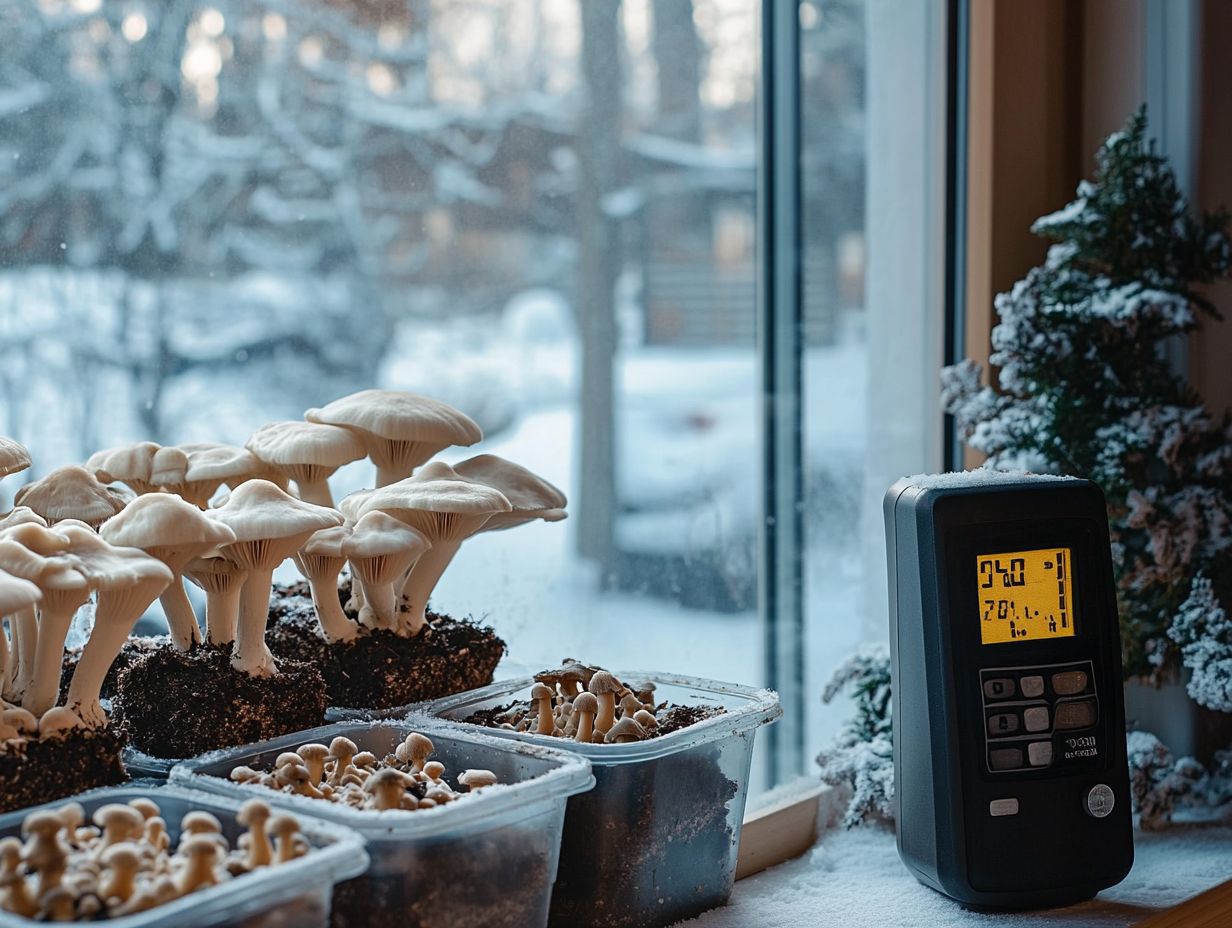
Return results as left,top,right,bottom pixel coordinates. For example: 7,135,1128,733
0,2,765,684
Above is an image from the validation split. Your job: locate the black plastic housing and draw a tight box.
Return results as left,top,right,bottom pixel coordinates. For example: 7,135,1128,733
885,476,1133,908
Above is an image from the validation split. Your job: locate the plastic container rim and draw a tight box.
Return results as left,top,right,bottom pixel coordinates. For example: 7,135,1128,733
421,670,783,763
0,783,369,928
170,717,595,840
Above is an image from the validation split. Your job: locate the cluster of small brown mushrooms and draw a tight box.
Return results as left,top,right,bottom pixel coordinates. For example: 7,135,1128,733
495,664,661,745
228,732,499,811
0,391,566,736
0,796,303,921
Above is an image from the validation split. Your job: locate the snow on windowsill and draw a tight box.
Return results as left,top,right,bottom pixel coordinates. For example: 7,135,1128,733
684,822,1232,928
902,469,1081,491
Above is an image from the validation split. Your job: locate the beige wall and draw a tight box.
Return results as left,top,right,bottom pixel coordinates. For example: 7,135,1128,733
965,0,1232,422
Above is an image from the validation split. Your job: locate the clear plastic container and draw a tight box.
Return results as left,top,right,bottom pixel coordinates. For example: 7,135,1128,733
170,719,594,928
0,784,368,928
424,672,782,928
122,746,181,780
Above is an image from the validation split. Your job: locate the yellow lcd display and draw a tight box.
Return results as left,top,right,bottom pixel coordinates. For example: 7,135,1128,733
976,547,1076,645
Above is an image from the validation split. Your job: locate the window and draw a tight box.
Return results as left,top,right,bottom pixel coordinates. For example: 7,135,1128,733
0,0,947,785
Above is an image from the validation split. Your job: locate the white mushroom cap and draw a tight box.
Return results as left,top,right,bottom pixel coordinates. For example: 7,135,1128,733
13,466,124,527
0,570,40,617
85,442,161,493
342,511,430,584
100,493,237,570
245,421,365,504
306,390,483,486
299,524,352,563
151,443,264,507
454,454,567,532
209,480,344,570
359,462,511,542
1,522,70,556
0,439,31,479
0,507,47,532
338,489,373,524
149,445,189,487
58,523,174,595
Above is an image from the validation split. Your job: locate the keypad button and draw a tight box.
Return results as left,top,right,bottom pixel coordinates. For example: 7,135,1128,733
1027,741,1054,767
1023,706,1050,733
987,713,1020,736
1019,675,1045,698
984,678,1016,700
990,747,1024,771
989,798,1019,817
1055,699,1097,730
1052,670,1089,696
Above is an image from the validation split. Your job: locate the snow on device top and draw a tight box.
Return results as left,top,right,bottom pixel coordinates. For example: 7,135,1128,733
885,474,1133,909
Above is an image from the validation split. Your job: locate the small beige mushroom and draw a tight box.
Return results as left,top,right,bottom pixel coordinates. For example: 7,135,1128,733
208,480,343,676
127,798,159,822
0,835,35,916
85,442,162,496
457,769,499,791
633,709,658,731
237,799,273,869
267,815,303,864
327,736,358,787
342,511,430,632
245,421,366,508
275,761,324,799
100,842,141,903
35,886,75,922
305,389,482,487
531,682,555,735
37,706,83,738
359,462,510,635
572,692,598,744
21,810,67,898
181,811,223,841
143,817,169,854
93,804,144,850
13,466,122,528
605,716,647,744
294,526,359,644
587,671,621,736
182,555,248,646
396,732,434,774
296,743,330,785
100,493,237,651
177,835,221,893
229,765,263,785
364,768,412,811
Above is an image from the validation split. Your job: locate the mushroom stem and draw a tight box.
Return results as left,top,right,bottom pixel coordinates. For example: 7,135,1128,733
232,567,278,677
356,575,397,631
24,592,89,715
308,573,358,643
374,463,406,489
0,618,10,698
205,586,242,645
65,612,139,729
294,478,334,508
6,605,37,702
399,540,460,636
160,577,202,651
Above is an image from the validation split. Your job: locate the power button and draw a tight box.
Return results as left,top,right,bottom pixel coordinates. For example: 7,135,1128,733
1085,784,1115,818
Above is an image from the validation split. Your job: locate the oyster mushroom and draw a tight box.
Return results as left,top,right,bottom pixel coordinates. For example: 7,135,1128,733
245,421,365,508
360,462,510,635
58,524,174,728
100,493,237,651
306,389,483,487
454,454,567,532
85,442,162,496
0,570,40,703
342,511,429,631
294,525,359,644
207,480,343,677
0,438,31,483
151,443,265,509
22,556,89,716
182,556,248,646
14,466,124,528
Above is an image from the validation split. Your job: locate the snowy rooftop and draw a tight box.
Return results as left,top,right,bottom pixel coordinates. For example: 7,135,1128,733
685,823,1232,927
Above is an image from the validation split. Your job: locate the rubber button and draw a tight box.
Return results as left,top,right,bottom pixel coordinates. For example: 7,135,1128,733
990,747,1024,771
1052,670,1089,696
1023,706,1050,733
1020,675,1045,698
987,713,1020,736
1086,784,1115,818
984,678,1016,700
989,798,1019,817
1027,741,1053,767
1055,699,1097,730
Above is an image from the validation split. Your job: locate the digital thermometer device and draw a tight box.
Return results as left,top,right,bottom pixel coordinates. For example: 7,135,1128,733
885,474,1133,908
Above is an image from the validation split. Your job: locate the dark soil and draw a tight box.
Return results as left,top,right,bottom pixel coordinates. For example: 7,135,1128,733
0,727,127,814
60,634,170,705
112,644,327,759
265,579,505,711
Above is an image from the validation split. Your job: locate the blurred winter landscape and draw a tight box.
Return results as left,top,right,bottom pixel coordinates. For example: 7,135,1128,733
0,0,869,762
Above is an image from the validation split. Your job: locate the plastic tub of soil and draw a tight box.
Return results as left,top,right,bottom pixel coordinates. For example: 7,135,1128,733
424,671,782,928
170,719,594,928
0,783,367,927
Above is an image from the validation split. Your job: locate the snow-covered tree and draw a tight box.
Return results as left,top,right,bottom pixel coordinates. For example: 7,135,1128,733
1126,729,1207,830
943,108,1232,683
815,645,894,828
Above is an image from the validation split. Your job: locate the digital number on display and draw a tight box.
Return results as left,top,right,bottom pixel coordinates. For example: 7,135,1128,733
976,547,1076,645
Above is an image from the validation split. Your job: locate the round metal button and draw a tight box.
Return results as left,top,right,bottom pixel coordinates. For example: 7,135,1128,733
1086,784,1115,818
